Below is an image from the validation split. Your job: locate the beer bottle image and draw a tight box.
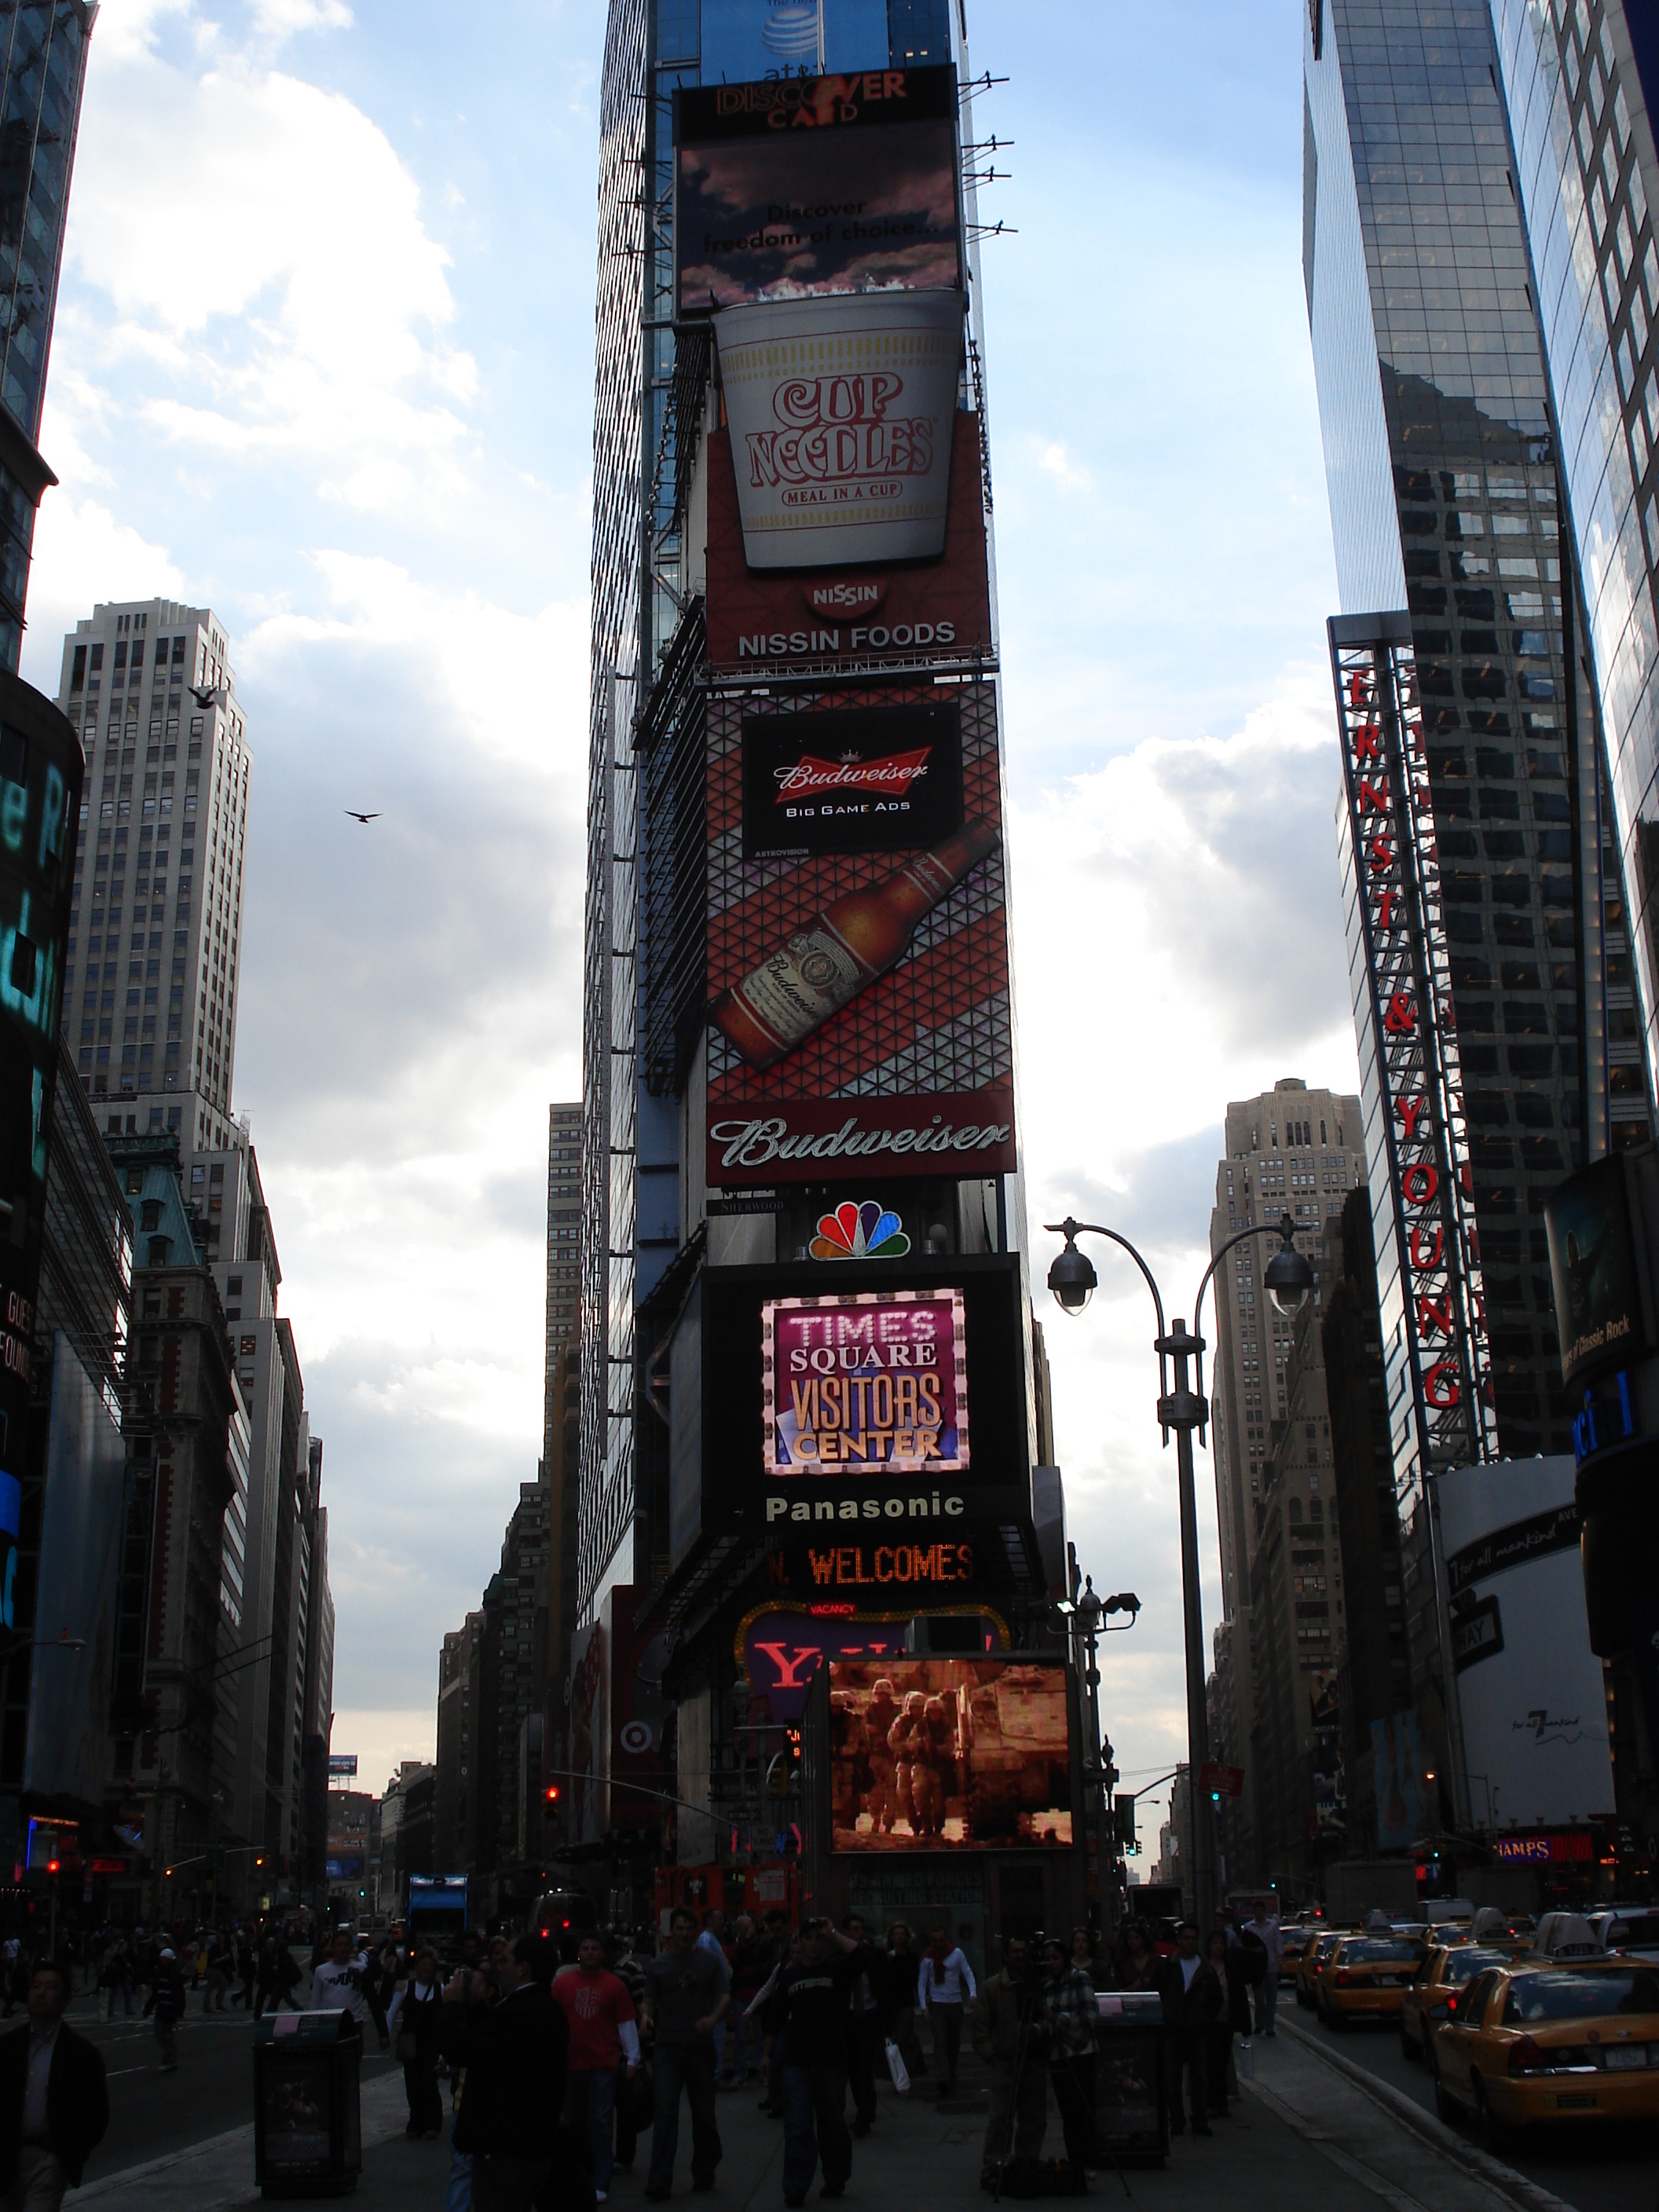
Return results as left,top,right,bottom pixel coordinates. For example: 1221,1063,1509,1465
710,816,997,1071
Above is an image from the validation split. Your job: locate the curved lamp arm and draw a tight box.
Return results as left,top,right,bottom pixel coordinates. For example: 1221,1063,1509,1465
1190,1213,1297,1403
1043,1218,1168,1392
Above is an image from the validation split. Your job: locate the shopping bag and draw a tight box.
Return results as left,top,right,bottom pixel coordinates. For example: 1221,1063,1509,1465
884,2037,910,2094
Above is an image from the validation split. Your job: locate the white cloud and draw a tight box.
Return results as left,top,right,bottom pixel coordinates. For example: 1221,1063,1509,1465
252,0,353,38
60,23,472,515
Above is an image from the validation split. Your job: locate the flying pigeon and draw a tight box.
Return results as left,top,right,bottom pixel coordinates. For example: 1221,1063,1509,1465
345,811,380,824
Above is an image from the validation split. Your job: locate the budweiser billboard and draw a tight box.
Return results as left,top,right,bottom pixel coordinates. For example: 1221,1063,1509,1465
674,66,961,317
705,672,1015,1192
714,287,963,568
741,699,962,858
704,413,993,672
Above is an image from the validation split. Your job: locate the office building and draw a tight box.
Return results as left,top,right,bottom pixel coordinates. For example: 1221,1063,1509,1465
1305,6,1651,1646
107,1132,240,1919
1489,1,1659,1093
57,599,250,1153
1321,1189,1417,1854
544,1103,580,1461
576,2,1059,1934
434,1613,483,1874
0,2,93,667
1246,1296,1346,1891
1204,1079,1364,1879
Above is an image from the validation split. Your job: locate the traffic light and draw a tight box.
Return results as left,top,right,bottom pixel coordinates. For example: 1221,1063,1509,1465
1112,1793,1137,1851
544,1784,561,1805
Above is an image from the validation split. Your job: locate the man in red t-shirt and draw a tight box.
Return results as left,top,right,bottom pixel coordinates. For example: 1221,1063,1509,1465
554,1934,641,2201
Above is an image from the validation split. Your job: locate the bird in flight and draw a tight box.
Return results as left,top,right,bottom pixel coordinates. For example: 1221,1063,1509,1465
345,810,380,825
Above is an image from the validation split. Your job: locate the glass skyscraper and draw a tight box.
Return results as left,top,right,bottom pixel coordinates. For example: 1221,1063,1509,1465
1487,2,1659,1145
580,0,965,1631
1305,0,1648,1500
0,3,93,668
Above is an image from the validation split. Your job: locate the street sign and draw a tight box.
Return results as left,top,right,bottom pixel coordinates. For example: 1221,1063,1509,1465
1197,1762,1245,1799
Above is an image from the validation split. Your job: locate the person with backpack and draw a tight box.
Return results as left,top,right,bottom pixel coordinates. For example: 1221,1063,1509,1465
144,1947,186,2072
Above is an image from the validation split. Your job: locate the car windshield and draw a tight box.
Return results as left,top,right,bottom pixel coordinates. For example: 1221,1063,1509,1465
1445,1947,1507,1986
1503,1971,1659,2022
1340,1939,1419,1964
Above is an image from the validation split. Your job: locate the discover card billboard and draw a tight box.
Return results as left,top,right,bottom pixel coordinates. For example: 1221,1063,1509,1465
675,67,961,315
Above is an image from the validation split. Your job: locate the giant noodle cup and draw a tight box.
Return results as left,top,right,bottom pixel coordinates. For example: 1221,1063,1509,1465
715,288,965,569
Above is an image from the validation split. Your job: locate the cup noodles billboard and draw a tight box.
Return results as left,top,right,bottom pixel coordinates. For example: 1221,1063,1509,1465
704,412,994,673
704,675,1015,1191
715,287,964,568
674,67,961,317
763,1288,968,1476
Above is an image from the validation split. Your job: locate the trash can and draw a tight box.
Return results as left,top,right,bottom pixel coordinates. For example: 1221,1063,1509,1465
1092,1991,1168,2165
253,2009,364,2197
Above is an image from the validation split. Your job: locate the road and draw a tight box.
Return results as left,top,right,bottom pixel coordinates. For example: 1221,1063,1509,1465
1284,1994,1654,2212
51,1978,400,2185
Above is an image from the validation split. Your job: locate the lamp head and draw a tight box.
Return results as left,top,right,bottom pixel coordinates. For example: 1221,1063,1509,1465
1264,1215,1314,1317
1048,1223,1097,1316
1075,1577,1104,1631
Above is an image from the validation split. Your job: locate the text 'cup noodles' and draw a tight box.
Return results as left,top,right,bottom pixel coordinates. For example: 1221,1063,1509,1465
714,288,965,569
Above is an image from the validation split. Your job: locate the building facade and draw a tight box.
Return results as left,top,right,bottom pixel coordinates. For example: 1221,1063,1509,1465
1489,0,1659,1097
1204,1079,1364,1881
0,2,93,668
1304,1,1657,1827
57,600,250,1152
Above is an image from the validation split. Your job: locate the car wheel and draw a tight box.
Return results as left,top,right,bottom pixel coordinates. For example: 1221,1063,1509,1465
1430,2057,1457,2126
1399,2021,1417,2060
1471,2075,1510,2155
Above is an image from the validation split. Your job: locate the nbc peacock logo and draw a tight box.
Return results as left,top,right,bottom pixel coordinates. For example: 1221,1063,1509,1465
810,1199,910,1260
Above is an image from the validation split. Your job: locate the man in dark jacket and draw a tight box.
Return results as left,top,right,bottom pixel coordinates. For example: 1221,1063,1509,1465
0,1959,109,2208
1158,1923,1221,2136
768,1918,870,2209
144,1947,186,2072
443,1932,569,2212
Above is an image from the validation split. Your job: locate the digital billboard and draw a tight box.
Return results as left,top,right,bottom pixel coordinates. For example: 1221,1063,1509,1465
703,414,994,674
741,698,963,859
763,1287,966,1474
675,66,961,316
705,675,1014,1190
1544,1153,1649,1386
1441,1456,1614,1827
692,1254,1031,1536
0,681,81,1564
827,1657,1072,1850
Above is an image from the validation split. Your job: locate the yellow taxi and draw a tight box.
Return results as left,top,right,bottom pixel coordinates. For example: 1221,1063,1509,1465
1278,1927,1315,1987
1314,1934,1426,2027
1295,1928,1349,2008
1398,1943,1511,2058
1431,1957,1659,2147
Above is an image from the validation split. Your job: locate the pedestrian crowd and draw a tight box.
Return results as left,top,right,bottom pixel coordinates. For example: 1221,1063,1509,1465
0,1893,1287,2211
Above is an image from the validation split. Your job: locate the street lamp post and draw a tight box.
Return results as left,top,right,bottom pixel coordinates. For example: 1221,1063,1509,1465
1045,1211,1313,1936
1057,1577,1140,1937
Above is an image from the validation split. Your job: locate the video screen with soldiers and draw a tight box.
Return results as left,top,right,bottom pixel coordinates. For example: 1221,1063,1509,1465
827,1658,1073,1851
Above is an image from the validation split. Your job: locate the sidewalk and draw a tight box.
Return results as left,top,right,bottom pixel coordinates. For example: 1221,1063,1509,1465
63,2027,1573,2212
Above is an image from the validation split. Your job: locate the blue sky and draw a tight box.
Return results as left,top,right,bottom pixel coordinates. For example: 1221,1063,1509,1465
29,0,1357,1839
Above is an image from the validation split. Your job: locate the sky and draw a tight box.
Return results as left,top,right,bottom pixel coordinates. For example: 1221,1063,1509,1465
27,0,1357,1848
